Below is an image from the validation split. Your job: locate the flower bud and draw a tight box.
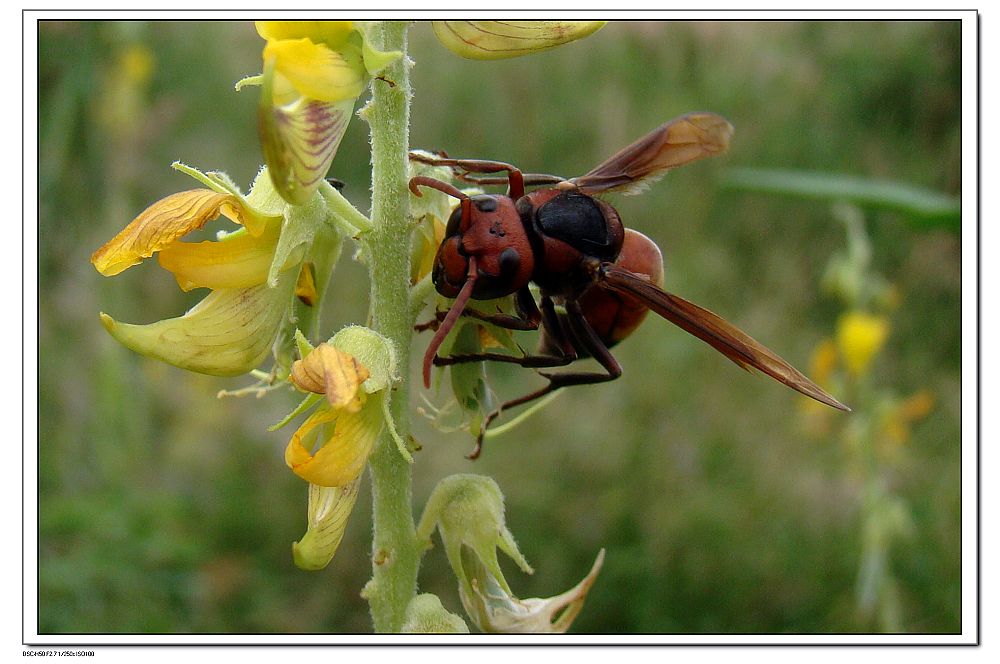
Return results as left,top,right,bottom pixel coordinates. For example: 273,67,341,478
417,474,605,632
292,477,362,571
459,547,605,633
400,594,470,634
417,474,532,595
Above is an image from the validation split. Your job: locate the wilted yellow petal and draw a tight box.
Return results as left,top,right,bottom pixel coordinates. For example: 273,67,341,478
329,326,398,394
836,311,890,376
432,21,606,60
98,269,297,376
285,395,383,487
290,343,370,411
292,477,362,571
264,38,364,102
92,190,234,276
91,187,278,277
157,222,284,292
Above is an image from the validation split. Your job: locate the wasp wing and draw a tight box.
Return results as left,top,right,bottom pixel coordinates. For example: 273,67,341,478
599,263,849,411
571,113,734,196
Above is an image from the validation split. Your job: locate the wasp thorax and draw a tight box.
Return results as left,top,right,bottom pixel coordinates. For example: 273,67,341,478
524,189,625,292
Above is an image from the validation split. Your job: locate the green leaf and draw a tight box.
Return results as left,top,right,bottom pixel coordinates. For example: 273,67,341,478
722,167,960,232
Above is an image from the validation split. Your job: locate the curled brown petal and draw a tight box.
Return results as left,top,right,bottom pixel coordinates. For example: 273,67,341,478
290,343,370,411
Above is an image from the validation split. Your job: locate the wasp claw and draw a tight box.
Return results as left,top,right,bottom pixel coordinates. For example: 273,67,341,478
466,436,484,460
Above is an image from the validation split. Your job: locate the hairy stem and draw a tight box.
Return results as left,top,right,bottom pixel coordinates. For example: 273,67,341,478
360,21,419,633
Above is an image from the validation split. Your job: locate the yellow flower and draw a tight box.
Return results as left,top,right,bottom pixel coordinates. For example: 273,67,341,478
408,150,460,284
836,311,891,376
432,21,606,60
91,167,304,376
243,21,401,204
285,344,381,486
281,326,403,486
280,329,403,570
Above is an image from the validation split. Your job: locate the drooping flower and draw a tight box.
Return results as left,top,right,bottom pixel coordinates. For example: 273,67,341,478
279,328,405,570
91,166,308,376
284,343,380,486
239,21,401,205
432,21,606,60
417,474,603,633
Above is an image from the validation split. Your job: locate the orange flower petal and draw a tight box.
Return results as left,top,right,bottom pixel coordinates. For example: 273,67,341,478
290,343,370,411
91,189,236,276
285,397,382,487
157,222,282,291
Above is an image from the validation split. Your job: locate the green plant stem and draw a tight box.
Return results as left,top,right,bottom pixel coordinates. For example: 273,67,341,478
361,21,419,633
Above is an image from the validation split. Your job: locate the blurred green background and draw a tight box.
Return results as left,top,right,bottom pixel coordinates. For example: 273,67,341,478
37,20,962,634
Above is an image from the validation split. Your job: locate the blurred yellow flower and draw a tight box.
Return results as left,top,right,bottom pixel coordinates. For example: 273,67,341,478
120,44,155,85
836,311,890,376
809,338,839,388
880,390,935,447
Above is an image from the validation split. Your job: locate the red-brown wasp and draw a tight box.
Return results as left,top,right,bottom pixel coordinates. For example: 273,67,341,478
410,112,848,457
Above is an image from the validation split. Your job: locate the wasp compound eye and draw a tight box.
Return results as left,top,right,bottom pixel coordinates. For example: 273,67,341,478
432,236,468,298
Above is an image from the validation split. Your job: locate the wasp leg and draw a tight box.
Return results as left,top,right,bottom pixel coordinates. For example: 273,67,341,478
415,286,542,334
433,291,567,367
468,298,622,459
407,154,527,198
451,172,566,188
414,308,448,332
435,351,572,368
538,297,623,389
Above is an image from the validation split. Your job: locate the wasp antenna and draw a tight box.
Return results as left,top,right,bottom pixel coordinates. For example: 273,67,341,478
408,176,470,201
422,257,479,388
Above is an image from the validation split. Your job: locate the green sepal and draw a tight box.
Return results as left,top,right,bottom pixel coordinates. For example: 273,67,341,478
330,325,398,394
267,193,324,287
